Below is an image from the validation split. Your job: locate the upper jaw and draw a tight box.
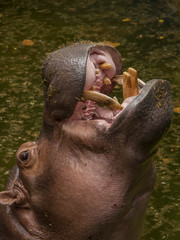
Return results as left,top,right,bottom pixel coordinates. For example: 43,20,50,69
69,47,145,124
66,43,172,140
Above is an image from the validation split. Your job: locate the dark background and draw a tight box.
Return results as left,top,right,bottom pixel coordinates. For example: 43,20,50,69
0,0,179,239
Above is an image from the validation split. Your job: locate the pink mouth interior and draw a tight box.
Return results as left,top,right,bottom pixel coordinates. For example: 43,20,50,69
70,49,136,123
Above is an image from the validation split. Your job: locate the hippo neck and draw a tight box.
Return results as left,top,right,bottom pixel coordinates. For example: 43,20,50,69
0,201,149,240
35,128,156,240
35,191,151,240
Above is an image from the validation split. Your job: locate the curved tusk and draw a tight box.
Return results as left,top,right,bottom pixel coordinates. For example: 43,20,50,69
82,90,123,111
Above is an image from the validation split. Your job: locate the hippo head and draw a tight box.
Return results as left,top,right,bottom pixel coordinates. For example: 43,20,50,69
0,42,173,240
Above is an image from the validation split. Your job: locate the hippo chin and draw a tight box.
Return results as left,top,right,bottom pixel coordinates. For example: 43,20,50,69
0,42,173,240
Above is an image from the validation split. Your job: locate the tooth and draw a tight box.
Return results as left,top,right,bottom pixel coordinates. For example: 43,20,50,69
112,74,144,88
103,77,111,85
90,85,95,91
99,62,112,70
123,72,132,100
113,96,119,102
95,69,99,74
112,75,123,85
127,67,139,96
82,90,123,111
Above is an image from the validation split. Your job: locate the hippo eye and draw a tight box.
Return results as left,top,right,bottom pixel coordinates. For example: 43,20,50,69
20,151,29,162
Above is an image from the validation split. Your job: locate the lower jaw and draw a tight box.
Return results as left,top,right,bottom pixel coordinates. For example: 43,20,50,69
90,95,138,123
70,93,137,123
70,70,145,122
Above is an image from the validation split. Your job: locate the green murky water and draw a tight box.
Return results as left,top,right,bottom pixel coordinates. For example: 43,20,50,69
0,0,179,239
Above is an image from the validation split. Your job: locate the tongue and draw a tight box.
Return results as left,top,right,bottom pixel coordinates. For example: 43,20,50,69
95,105,114,119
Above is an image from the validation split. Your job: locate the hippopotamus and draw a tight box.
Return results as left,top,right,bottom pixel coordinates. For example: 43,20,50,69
0,42,173,240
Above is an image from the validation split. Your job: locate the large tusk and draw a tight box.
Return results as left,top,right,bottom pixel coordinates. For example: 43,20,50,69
123,72,132,100
82,90,123,110
127,67,139,96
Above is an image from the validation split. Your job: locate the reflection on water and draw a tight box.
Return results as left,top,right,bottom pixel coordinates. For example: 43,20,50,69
0,0,179,239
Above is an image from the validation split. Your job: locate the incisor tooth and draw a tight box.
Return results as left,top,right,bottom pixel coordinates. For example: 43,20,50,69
127,67,139,96
103,77,111,85
95,69,99,74
123,72,132,100
99,62,112,70
90,85,95,91
82,90,123,111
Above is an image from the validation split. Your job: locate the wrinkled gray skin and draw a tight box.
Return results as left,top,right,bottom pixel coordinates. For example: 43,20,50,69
0,42,173,240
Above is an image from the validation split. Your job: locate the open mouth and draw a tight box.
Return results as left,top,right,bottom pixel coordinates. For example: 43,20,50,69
70,48,145,123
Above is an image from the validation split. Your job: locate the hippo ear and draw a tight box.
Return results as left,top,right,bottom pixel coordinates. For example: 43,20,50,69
0,190,18,205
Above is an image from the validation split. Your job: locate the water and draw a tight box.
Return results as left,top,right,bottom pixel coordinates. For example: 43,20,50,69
0,0,179,239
